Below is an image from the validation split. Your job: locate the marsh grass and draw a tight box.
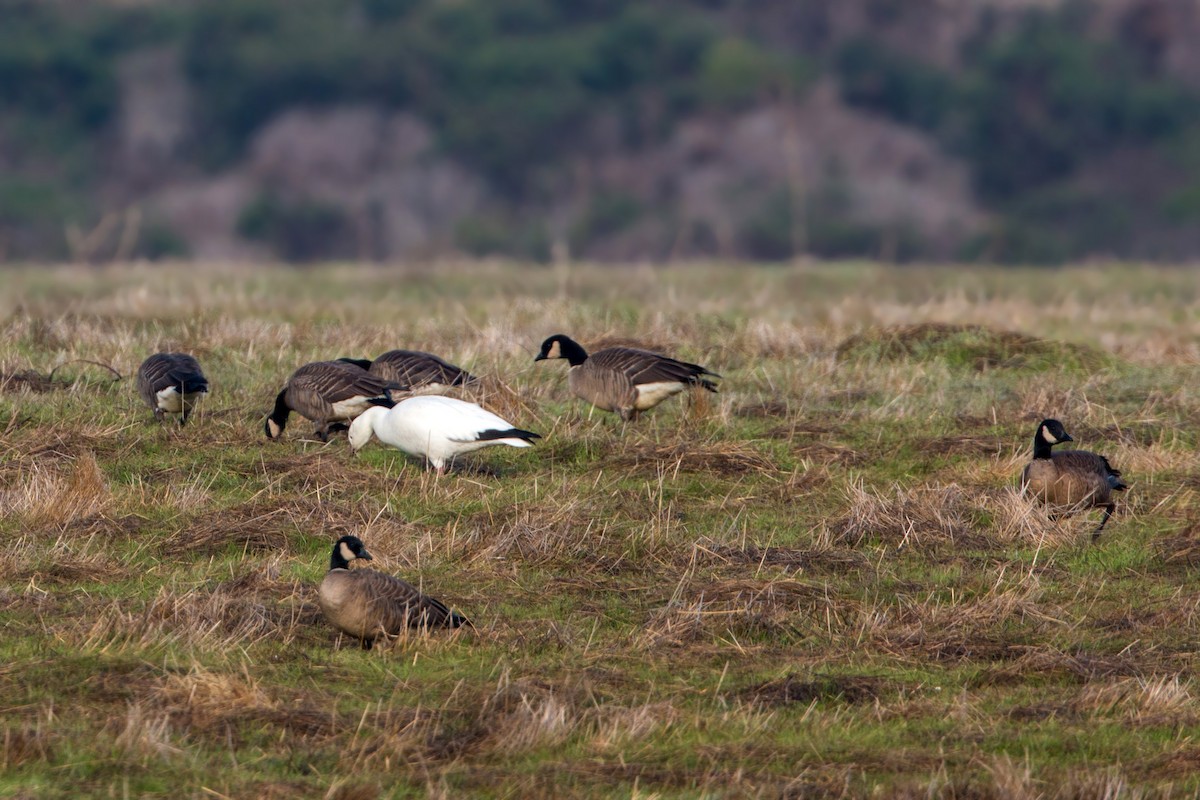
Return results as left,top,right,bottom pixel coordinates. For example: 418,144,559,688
2,261,1200,797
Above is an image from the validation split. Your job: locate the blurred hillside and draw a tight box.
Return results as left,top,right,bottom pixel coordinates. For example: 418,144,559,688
3,0,1200,264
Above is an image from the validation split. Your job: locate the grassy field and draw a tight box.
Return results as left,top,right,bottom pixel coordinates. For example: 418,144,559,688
1,260,1199,799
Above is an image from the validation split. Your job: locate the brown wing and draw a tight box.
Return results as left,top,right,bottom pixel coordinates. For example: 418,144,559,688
589,347,719,391
137,353,208,408
370,350,476,389
290,361,397,403
1052,450,1113,480
355,569,464,631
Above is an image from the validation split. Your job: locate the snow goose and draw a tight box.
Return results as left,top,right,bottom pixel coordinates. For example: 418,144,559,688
348,395,539,473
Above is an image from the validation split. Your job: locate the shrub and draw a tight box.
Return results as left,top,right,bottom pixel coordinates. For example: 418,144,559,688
236,194,353,262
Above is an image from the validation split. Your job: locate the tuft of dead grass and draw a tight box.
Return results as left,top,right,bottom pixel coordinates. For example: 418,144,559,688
460,502,596,566
110,702,182,764
75,567,318,652
1073,675,1196,727
832,481,986,549
160,502,296,557
863,573,1061,663
2,452,111,527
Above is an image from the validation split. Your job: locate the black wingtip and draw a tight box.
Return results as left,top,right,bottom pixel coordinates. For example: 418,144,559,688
368,396,397,409
476,427,541,443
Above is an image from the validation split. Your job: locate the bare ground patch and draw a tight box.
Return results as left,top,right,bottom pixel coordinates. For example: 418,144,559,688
742,673,893,706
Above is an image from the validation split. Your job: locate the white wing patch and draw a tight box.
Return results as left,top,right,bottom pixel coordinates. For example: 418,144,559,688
330,397,375,420
156,386,204,413
633,381,686,410
155,386,183,412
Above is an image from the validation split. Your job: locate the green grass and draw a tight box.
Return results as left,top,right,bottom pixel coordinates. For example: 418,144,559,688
1,261,1200,797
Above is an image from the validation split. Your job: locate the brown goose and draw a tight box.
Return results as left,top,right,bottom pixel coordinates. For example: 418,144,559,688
136,353,208,425
535,334,719,420
264,361,399,441
1021,418,1128,539
318,535,469,649
340,350,477,393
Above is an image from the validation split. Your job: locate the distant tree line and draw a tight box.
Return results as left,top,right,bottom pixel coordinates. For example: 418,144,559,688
1,0,1198,263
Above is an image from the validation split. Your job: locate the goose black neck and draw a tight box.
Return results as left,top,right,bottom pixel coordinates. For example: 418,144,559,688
330,545,350,571
1032,431,1055,460
269,389,291,428
558,337,589,366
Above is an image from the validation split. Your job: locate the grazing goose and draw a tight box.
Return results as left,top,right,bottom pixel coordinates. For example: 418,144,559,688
265,360,399,442
534,334,720,420
319,535,469,649
1021,418,1128,539
136,353,208,425
340,350,478,393
348,395,540,474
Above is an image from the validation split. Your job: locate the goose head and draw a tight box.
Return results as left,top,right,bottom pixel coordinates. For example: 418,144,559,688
535,334,588,366
330,535,373,570
347,407,384,453
1038,419,1073,446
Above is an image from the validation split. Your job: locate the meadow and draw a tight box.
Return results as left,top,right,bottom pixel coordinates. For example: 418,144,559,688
1,260,1199,799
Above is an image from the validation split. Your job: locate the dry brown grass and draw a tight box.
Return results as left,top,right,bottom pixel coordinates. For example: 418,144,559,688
832,481,985,549
3,263,1200,795
642,576,835,648
600,439,778,477
1,724,55,771
158,501,298,557
1073,676,1196,727
74,565,319,652
1,452,111,527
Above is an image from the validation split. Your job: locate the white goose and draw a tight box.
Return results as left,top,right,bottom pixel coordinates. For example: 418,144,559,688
348,395,540,474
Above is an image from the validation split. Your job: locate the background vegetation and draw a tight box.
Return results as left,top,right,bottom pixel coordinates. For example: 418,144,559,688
1,261,1199,797
3,0,1200,262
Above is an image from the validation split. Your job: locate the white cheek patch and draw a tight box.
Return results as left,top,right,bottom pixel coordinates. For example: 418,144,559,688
339,542,357,563
1041,427,1058,444
547,341,561,359
633,381,686,410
